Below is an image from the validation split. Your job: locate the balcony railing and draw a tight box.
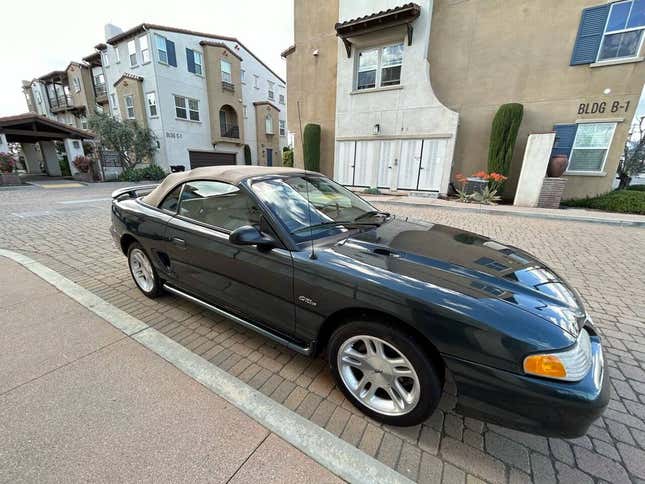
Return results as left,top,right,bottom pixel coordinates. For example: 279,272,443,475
49,95,73,111
220,124,240,139
94,83,107,97
222,81,235,92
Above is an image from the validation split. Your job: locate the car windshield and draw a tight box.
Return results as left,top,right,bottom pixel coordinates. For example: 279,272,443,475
251,175,384,242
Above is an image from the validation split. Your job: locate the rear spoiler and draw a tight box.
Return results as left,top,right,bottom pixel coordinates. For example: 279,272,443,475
111,184,158,201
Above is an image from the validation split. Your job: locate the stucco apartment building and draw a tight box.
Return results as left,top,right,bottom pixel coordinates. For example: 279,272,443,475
22,23,288,170
283,0,645,199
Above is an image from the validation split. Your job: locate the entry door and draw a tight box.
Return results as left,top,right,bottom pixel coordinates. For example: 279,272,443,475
378,140,400,189
396,140,423,190
353,140,380,187
266,148,273,166
334,141,356,185
418,139,448,191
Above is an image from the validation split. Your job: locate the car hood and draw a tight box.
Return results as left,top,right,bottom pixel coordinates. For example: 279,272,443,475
332,217,586,336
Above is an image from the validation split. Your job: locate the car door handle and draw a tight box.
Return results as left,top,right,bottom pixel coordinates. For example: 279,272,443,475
172,237,186,248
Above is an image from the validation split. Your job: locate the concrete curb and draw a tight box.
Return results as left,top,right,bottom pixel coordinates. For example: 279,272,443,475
375,199,645,227
0,248,414,484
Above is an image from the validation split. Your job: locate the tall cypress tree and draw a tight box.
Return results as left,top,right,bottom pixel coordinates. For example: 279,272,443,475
302,123,321,172
487,103,524,176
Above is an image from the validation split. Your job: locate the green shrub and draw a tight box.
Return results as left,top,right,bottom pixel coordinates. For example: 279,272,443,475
363,187,381,195
282,146,294,167
487,103,523,177
302,123,321,172
561,190,645,215
244,144,252,165
59,157,71,177
119,164,167,182
626,185,645,192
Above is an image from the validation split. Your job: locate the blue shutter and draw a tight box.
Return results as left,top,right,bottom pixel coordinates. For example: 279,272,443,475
186,48,195,73
570,4,610,65
166,39,177,67
551,124,577,157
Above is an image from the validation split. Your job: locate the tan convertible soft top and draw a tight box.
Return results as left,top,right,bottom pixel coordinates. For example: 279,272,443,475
142,165,309,207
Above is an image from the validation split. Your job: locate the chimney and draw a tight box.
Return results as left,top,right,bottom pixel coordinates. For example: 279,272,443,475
104,23,123,41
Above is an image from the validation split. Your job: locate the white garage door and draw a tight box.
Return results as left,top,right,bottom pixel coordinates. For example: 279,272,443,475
334,141,355,185
334,138,449,192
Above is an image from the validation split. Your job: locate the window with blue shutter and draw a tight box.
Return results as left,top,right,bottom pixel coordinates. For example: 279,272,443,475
551,124,578,157
570,4,611,65
166,39,177,67
186,48,196,73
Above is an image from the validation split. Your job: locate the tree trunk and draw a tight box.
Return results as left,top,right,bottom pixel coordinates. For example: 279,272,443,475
618,173,632,189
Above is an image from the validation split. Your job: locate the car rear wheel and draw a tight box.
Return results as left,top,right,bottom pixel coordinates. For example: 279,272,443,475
328,320,442,426
127,242,162,298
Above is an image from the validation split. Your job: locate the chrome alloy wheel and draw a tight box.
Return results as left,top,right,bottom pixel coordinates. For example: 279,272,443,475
129,248,155,293
337,335,421,416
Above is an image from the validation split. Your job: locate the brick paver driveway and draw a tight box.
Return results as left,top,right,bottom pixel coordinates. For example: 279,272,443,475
2,182,644,484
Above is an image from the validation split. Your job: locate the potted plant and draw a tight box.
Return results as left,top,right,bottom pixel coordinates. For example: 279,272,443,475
72,155,94,182
0,152,20,186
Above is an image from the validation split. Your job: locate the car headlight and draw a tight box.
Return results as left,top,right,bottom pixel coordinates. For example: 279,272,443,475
523,329,592,382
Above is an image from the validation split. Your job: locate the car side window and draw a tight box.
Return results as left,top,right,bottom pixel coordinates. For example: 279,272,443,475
159,185,183,213
177,181,261,231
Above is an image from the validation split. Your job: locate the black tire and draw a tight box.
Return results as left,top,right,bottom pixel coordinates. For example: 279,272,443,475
127,242,163,298
328,319,442,426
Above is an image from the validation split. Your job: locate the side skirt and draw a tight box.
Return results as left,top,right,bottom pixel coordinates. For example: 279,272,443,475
162,284,315,356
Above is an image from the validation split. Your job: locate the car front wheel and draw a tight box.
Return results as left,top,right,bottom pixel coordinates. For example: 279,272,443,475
127,242,162,298
328,320,442,426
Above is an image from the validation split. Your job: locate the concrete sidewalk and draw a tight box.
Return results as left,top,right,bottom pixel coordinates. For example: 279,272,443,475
0,258,341,483
360,193,645,226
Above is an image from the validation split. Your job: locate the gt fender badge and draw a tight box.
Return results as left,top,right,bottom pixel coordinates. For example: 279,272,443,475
298,296,318,307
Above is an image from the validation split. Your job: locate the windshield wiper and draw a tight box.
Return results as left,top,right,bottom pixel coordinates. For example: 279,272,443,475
290,220,381,235
353,210,390,222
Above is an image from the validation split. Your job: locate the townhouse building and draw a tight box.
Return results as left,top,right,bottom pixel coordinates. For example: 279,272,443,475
282,0,645,199
21,23,288,171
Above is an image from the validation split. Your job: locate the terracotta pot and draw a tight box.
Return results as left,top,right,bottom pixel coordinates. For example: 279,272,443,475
547,154,568,178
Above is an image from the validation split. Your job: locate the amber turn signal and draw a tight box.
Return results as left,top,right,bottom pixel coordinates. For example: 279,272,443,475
523,354,567,379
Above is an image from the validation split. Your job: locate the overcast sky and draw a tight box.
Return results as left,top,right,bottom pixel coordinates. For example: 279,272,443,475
0,0,294,117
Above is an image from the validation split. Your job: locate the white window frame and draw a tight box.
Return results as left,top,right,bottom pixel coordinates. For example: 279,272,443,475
220,60,232,83
265,114,273,134
128,40,137,67
174,95,200,121
109,93,118,112
279,93,285,105
279,119,286,136
102,51,110,67
355,42,404,90
146,91,158,118
240,69,246,84
124,94,135,119
156,34,168,64
566,122,617,173
193,50,203,76
254,75,259,89
140,35,150,64
268,80,275,100
243,104,248,118
114,46,121,63
597,0,645,62
72,77,81,93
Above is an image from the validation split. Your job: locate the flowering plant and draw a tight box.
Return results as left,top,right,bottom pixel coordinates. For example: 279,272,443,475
454,173,472,203
72,155,92,173
0,152,16,173
453,171,508,205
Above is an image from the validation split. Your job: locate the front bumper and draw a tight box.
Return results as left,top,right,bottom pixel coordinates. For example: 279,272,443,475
445,335,609,438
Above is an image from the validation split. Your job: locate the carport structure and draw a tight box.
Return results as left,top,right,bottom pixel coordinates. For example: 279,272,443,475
0,113,93,176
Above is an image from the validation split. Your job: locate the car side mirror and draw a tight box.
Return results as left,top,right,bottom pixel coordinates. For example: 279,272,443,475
229,225,276,249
